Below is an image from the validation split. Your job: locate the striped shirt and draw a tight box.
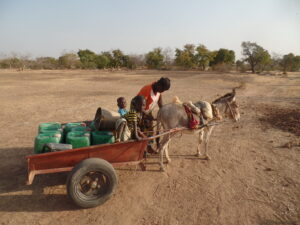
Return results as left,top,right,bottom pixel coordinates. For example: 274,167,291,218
124,109,141,132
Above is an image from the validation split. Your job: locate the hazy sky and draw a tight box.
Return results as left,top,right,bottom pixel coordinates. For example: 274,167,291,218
0,0,299,59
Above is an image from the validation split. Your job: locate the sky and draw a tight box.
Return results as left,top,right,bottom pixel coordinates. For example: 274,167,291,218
0,0,299,60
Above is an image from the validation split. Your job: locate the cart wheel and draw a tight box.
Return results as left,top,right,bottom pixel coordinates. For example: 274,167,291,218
67,158,117,208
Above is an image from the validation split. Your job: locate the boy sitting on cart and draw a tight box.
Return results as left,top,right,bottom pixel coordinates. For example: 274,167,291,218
115,95,146,142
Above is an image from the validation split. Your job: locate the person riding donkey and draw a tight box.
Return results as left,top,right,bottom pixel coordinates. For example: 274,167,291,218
115,95,146,142
137,77,171,152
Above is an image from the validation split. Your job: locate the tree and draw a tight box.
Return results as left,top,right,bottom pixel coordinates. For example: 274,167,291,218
145,48,164,69
241,42,271,73
95,54,110,69
77,49,97,69
269,53,282,71
127,54,145,69
0,57,22,69
175,49,193,68
280,53,300,74
58,53,81,69
211,48,235,66
121,55,136,69
175,44,197,69
162,47,174,66
111,49,125,68
0,53,30,70
195,44,212,70
236,60,248,72
294,56,300,71
99,49,134,69
102,52,114,68
34,57,58,69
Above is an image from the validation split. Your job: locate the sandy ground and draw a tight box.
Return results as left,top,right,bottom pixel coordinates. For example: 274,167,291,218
0,69,299,225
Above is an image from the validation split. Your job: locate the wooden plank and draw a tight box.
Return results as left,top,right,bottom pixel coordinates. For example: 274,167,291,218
27,140,148,184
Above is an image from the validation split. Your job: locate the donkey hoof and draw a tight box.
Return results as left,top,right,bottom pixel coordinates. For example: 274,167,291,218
198,154,211,160
160,166,166,172
166,159,171,164
204,155,211,160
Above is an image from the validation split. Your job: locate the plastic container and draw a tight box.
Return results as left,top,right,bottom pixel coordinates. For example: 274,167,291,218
34,133,62,154
66,131,91,149
89,121,97,131
39,128,63,135
63,122,86,142
38,122,61,133
70,126,91,132
64,122,86,133
43,143,73,152
92,131,115,145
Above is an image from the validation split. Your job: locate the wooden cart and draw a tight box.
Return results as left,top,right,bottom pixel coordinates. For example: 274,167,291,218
26,127,185,208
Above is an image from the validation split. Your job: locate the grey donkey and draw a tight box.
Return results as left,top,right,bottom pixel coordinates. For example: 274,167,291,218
156,89,240,171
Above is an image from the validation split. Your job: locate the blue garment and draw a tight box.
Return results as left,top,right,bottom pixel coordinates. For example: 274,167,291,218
118,108,128,117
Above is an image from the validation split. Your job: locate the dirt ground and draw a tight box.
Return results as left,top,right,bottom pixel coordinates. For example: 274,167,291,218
0,69,299,225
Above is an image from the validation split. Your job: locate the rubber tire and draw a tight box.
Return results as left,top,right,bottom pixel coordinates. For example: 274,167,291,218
67,158,117,208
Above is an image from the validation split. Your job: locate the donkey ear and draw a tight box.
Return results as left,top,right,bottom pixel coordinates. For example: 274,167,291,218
232,88,236,96
227,88,236,102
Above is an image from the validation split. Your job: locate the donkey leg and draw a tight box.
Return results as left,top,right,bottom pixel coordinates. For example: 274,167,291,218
202,126,214,160
165,139,171,163
196,130,204,157
160,146,166,171
158,135,169,171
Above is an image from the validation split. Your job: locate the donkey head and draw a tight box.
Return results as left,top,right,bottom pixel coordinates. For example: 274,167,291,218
212,89,240,122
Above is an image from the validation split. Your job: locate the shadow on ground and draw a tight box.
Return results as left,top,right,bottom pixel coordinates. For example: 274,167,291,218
259,106,300,136
0,147,78,212
0,146,209,212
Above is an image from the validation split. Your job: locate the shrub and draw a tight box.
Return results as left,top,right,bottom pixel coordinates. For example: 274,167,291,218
212,63,232,72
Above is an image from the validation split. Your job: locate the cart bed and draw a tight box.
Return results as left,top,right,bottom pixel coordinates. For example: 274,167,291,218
26,139,148,185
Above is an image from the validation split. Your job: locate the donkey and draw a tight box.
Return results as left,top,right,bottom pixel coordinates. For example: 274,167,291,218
156,89,240,171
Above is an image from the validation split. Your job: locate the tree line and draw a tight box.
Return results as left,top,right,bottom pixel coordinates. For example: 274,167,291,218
1,41,299,74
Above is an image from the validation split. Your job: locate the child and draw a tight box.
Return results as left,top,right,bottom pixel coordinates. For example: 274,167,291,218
117,97,128,117
115,95,146,142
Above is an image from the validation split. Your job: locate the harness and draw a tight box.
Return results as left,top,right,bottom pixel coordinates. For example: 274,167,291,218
183,104,200,129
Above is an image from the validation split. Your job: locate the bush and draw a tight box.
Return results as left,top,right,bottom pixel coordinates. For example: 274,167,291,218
145,48,164,69
236,60,249,73
58,53,81,69
0,58,23,69
212,63,232,72
77,49,98,69
29,57,58,69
